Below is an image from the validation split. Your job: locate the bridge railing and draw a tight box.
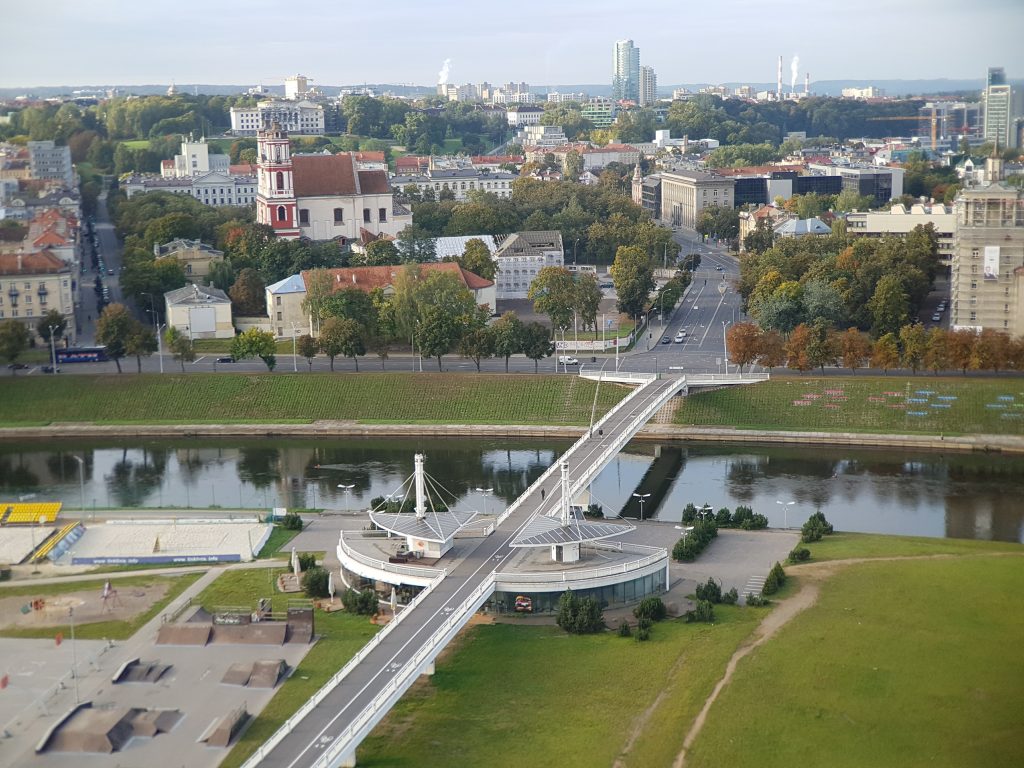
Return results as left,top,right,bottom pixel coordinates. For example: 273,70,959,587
498,544,666,584
240,570,445,768
338,530,445,581
311,572,499,768
685,372,770,382
495,376,658,528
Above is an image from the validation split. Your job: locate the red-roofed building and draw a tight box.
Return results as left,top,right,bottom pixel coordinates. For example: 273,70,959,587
395,155,429,174
0,251,76,341
354,151,387,171
255,123,411,242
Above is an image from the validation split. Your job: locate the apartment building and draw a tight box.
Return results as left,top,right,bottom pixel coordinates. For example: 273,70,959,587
660,170,734,229
846,203,957,266
27,141,74,186
0,251,76,342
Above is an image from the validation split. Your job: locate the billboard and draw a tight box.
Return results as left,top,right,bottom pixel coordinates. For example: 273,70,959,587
983,246,1000,280
189,305,217,334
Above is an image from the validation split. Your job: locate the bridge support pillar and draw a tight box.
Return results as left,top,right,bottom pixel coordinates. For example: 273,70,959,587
337,747,357,767
421,660,435,676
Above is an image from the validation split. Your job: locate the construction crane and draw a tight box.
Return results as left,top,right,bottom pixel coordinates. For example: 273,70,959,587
867,115,939,150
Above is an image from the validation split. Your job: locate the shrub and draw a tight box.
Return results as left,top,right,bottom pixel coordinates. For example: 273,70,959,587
731,505,753,527
695,578,722,604
802,510,834,543
689,599,715,623
715,507,732,526
342,587,379,615
556,590,604,634
302,566,330,598
672,519,719,562
281,512,303,531
762,562,787,595
297,552,317,571
584,503,604,518
682,503,698,523
637,623,651,641
741,513,769,530
634,596,667,622
788,546,811,563
722,587,739,605
745,593,769,607
618,620,632,637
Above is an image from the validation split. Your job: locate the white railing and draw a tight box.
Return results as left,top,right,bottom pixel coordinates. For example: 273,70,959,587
498,549,666,585
240,571,445,768
337,531,445,580
686,372,770,382
580,370,658,383
310,573,498,768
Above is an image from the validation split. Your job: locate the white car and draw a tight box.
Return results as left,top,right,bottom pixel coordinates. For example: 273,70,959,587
558,356,579,366
674,332,686,343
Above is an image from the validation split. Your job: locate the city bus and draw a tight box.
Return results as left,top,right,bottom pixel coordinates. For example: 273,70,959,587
55,347,109,364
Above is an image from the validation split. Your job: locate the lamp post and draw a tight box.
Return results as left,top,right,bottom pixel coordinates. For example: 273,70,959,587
573,237,581,266
776,500,796,529
698,503,713,523
722,320,730,374
69,607,80,705
48,325,59,374
633,492,651,521
71,455,86,521
337,484,354,511
291,324,299,373
156,323,165,374
475,487,493,516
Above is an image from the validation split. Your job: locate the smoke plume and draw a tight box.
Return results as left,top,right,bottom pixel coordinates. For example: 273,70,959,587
790,55,799,92
438,59,451,86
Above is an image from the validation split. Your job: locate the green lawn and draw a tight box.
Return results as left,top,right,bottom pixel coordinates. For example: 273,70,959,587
676,376,1024,435
256,525,300,559
687,557,1024,768
120,139,150,149
197,569,379,768
358,608,762,768
804,532,1024,562
192,338,298,355
0,572,200,640
0,373,629,426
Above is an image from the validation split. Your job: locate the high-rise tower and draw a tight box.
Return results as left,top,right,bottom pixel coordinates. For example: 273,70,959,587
983,67,1020,148
613,40,640,102
639,65,657,107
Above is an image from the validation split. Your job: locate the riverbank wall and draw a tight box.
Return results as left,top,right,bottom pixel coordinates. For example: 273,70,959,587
4,422,1024,454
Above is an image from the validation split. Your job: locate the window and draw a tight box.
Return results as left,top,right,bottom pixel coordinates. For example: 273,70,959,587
277,312,283,321
334,208,344,224
276,171,284,191
379,208,387,222
186,264,193,274
276,296,282,306
299,209,309,225
277,205,287,222
363,208,371,223
278,327,283,336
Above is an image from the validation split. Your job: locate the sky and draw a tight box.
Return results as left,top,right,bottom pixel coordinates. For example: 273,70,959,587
4,0,1024,89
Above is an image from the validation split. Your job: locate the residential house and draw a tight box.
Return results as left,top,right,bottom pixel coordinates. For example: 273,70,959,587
0,251,76,342
164,284,234,339
153,239,225,282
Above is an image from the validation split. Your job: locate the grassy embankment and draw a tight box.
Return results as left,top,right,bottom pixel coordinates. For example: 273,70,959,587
0,373,628,427
677,376,1024,436
355,534,1022,767
196,568,379,768
0,572,200,640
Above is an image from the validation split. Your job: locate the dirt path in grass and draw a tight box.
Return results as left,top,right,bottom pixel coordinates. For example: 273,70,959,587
613,651,691,768
670,551,1024,767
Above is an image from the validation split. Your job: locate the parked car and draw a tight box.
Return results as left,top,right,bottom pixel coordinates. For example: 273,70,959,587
661,336,671,344
41,365,60,374
106,268,114,275
7,363,28,370
599,282,614,289
557,356,579,366
932,313,942,322
216,356,235,363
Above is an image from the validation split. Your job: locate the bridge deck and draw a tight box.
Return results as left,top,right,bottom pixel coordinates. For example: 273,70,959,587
250,377,686,768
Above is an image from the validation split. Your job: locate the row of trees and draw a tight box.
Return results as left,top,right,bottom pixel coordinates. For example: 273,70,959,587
739,223,940,338
725,321,1024,375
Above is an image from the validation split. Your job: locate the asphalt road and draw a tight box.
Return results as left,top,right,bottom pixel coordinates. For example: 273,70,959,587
255,377,684,768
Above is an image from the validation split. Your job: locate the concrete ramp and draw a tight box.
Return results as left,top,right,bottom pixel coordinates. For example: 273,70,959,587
39,705,181,754
285,607,314,644
157,623,211,646
210,622,287,645
113,658,172,684
202,706,248,748
221,663,253,686
249,660,287,688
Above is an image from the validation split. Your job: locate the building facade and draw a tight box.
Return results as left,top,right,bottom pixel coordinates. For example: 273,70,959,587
639,66,657,107
846,204,957,266
492,231,564,299
154,239,225,282
613,40,640,102
123,172,257,206
164,284,234,339
950,156,1024,334
660,171,735,229
230,100,325,136
389,168,516,201
581,98,616,128
0,251,76,342
162,137,230,178
982,67,1019,148
506,105,543,127
27,141,74,187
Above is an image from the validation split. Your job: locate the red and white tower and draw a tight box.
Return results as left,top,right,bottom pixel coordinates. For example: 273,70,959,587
256,122,300,239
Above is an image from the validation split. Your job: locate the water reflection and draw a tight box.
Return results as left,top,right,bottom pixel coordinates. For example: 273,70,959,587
0,438,1020,543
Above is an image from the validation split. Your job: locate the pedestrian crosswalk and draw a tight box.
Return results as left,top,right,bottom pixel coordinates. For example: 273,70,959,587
741,575,765,603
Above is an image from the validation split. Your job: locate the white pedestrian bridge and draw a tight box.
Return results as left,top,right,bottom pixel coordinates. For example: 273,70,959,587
244,372,767,768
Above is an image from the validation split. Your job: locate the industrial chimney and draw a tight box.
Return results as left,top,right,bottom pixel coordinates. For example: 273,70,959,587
777,56,783,100
805,72,810,96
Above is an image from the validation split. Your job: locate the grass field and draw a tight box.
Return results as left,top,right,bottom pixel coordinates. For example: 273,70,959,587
676,376,1024,435
192,338,301,354
358,608,763,768
806,532,1024,561
0,373,628,426
687,556,1024,768
196,568,379,768
256,526,300,559
0,572,200,640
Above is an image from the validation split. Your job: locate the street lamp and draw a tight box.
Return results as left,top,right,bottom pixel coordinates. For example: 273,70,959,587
776,500,796,529
633,492,651,521
337,484,354,510
156,323,165,374
475,487,493,516
48,325,59,374
71,455,86,521
698,503,713,523
573,237,581,266
291,323,300,373
722,320,730,374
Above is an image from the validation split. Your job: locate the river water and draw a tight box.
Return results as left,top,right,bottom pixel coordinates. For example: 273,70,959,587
1,437,1021,543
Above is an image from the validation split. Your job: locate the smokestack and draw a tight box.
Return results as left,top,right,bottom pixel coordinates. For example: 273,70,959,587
805,72,810,96
777,56,783,100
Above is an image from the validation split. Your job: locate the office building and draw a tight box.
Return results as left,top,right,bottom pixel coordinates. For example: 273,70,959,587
639,66,657,107
613,40,640,102
982,67,1021,148
581,97,615,128
27,141,74,187
660,171,734,229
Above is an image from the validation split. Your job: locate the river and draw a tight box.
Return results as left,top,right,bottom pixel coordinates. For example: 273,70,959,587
1,437,1021,543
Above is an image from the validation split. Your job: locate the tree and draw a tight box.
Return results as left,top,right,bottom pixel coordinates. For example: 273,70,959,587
556,590,603,634
395,225,437,263
301,268,335,336
611,245,654,317
0,320,29,373
351,239,400,267
297,334,318,371
867,275,909,338
230,328,277,371
96,303,136,373
228,268,266,316
574,273,603,332
164,326,195,372
36,309,67,346
923,328,951,374
318,317,356,372
417,304,462,370
839,327,872,373
458,327,494,372
302,567,330,599
528,266,577,333
336,317,366,371
899,323,927,374
125,324,157,373
757,329,786,371
946,329,975,374
972,329,1011,373
521,321,553,373
805,320,838,373
458,238,497,282
785,323,814,372
871,333,900,373
726,322,761,373
491,311,524,373
743,218,774,254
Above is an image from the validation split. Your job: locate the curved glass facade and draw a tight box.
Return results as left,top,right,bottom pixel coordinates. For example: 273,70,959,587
490,571,663,615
